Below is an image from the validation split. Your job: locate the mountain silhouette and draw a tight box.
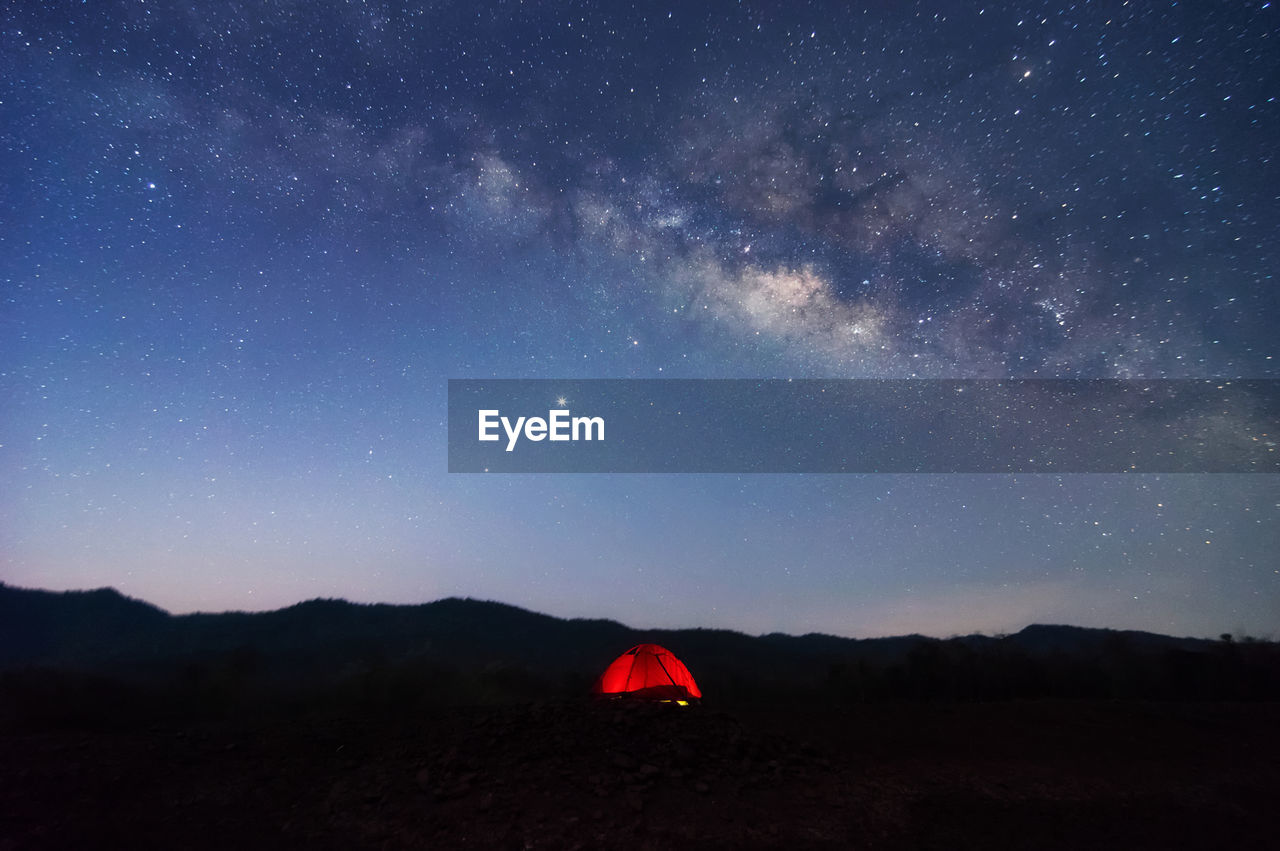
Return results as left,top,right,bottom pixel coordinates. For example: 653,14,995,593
1,582,1274,713
3,583,1278,849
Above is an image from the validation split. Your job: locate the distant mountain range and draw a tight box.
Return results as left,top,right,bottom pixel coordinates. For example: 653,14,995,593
2,582,1272,708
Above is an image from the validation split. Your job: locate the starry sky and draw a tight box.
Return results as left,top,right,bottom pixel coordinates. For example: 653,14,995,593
2,0,1277,639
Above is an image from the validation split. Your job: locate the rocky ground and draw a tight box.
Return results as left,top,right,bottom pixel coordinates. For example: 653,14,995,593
2,699,1278,849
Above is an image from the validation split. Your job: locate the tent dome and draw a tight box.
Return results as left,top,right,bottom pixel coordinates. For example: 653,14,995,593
592,643,702,701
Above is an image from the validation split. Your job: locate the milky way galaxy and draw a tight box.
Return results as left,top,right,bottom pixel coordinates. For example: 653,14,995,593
2,1,1277,638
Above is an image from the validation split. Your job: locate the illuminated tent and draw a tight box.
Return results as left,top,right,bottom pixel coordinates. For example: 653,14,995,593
592,643,702,702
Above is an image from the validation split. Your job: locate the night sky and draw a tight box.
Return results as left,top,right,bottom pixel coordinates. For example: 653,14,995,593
3,0,1277,638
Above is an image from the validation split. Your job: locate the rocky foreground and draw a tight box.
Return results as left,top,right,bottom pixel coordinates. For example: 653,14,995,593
3,699,1278,849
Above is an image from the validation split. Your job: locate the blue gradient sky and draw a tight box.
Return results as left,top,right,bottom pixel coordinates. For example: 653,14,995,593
2,0,1277,638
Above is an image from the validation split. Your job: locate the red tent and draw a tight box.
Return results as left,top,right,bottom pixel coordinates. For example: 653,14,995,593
593,644,702,702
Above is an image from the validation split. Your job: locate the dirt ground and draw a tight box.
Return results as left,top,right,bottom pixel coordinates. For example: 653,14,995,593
2,699,1277,849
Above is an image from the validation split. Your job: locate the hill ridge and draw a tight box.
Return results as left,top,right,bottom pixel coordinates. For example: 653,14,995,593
5,581,1273,706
